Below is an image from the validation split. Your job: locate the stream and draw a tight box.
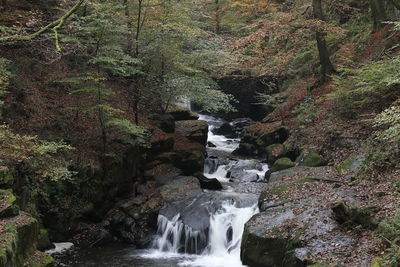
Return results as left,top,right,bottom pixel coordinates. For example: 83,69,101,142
55,115,268,267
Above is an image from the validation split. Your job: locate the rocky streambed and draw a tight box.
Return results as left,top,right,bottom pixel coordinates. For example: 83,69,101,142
52,111,388,267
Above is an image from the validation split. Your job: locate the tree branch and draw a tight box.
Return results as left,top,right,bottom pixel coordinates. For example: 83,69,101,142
0,0,85,51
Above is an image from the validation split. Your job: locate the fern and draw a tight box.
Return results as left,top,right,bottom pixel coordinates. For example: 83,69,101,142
330,55,400,117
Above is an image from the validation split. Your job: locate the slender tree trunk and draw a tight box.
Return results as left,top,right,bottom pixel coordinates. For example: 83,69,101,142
124,0,134,54
135,0,143,58
312,0,335,82
124,0,144,124
369,0,387,32
215,0,221,34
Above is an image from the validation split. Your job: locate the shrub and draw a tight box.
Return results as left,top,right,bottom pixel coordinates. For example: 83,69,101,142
330,55,400,118
377,211,400,266
363,101,400,172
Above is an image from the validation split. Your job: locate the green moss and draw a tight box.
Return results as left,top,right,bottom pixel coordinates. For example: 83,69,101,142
337,159,353,175
308,263,329,267
270,157,295,173
269,185,290,196
286,226,306,250
297,177,320,183
265,143,287,164
0,224,18,266
0,167,13,188
371,257,383,267
24,250,54,267
297,152,326,167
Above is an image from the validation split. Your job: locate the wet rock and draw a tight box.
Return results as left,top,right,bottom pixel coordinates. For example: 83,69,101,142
194,172,223,190
159,176,202,203
212,123,236,138
230,118,255,134
229,172,259,182
90,228,113,247
233,143,256,156
228,160,263,182
160,191,258,233
37,229,54,251
232,182,269,194
168,108,199,121
207,141,217,147
175,120,209,146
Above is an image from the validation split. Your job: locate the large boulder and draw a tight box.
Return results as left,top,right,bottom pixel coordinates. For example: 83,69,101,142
242,165,374,266
296,152,326,167
144,163,182,185
264,144,288,165
149,113,175,133
0,190,19,218
194,172,223,190
228,160,264,182
236,122,289,156
268,166,339,183
172,141,206,175
100,181,171,247
212,123,236,138
265,158,295,181
168,108,199,121
233,143,257,156
0,212,52,267
175,120,209,146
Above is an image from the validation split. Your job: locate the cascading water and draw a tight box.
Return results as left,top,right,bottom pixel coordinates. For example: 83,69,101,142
147,114,263,266
54,114,267,267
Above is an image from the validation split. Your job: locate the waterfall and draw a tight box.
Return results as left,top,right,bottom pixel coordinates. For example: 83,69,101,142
147,114,262,266
154,214,207,254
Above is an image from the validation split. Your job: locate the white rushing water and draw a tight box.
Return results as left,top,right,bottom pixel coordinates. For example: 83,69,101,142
141,114,261,266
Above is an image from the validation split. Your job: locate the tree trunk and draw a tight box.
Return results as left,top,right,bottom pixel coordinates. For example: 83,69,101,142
124,0,134,54
215,0,221,34
312,0,335,82
369,0,387,32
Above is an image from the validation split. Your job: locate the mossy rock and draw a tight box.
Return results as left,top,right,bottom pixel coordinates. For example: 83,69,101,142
233,143,256,156
0,225,18,266
0,189,19,218
37,229,53,251
297,152,326,167
24,250,54,267
241,222,290,267
337,157,365,175
265,143,288,164
0,212,39,266
266,158,295,180
331,200,378,230
0,167,13,189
